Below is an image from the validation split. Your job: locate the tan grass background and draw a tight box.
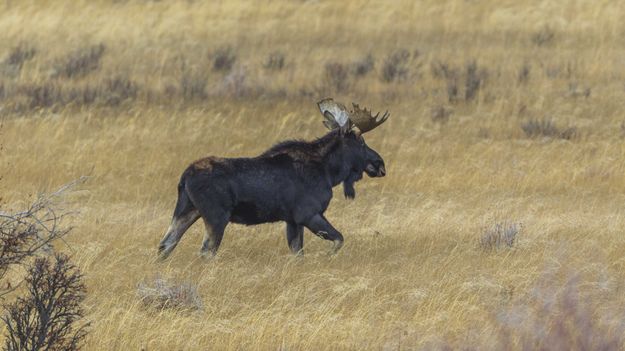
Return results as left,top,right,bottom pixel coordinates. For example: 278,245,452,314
2,0,625,349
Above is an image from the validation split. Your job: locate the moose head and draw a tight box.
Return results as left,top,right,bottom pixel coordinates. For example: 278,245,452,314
317,98,388,198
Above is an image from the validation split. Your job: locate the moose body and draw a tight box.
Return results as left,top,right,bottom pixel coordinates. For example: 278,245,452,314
158,99,389,259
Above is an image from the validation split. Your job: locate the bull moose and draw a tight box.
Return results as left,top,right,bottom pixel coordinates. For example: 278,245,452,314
157,98,389,259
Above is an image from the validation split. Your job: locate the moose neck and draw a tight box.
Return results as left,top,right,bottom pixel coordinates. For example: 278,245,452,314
321,132,357,187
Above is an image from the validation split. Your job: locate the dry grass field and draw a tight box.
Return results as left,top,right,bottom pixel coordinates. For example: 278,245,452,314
2,0,625,349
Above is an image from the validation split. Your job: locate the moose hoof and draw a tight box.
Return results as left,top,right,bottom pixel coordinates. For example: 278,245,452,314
331,240,344,254
199,250,217,260
157,245,173,261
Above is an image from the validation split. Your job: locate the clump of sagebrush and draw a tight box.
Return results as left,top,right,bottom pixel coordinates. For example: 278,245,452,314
53,43,106,79
531,25,556,47
2,254,89,351
479,222,520,251
381,49,410,83
522,118,578,140
351,53,375,77
324,61,350,93
518,63,531,84
180,71,208,101
2,42,36,77
464,60,486,101
137,276,202,311
99,76,139,106
18,81,63,109
568,82,591,99
212,46,237,72
263,51,286,71
431,105,452,124
431,60,459,103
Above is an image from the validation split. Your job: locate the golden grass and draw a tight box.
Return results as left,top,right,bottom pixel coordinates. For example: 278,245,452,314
2,0,625,349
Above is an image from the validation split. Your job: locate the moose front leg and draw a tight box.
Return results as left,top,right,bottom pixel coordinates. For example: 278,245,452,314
286,222,304,255
304,214,344,254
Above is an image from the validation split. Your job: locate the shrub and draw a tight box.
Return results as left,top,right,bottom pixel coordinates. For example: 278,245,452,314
531,26,556,47
0,178,89,350
19,82,63,109
479,222,520,251
137,276,202,311
212,46,236,72
568,82,591,99
0,180,82,280
431,61,459,103
324,62,350,93
351,54,374,77
522,118,578,140
465,60,486,101
2,42,36,77
53,44,106,79
180,72,208,100
431,105,452,124
100,76,139,106
263,51,286,71
2,254,89,351
381,49,410,83
518,63,530,84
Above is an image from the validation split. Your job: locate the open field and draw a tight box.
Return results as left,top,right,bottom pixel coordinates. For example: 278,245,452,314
2,0,625,349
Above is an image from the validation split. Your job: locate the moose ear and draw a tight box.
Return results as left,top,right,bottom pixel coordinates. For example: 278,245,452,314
317,98,351,135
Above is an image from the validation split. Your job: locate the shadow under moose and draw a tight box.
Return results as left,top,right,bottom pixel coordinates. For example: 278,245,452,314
158,98,389,259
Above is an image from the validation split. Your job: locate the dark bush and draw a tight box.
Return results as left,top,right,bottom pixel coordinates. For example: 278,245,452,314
54,44,106,79
212,46,236,72
100,76,138,105
431,61,459,103
518,63,530,84
324,62,350,93
465,60,485,101
2,254,89,351
0,179,81,286
381,49,410,82
263,51,286,71
522,118,578,140
0,179,89,351
351,54,374,77
3,43,36,71
19,82,63,109
531,26,556,47
431,105,452,124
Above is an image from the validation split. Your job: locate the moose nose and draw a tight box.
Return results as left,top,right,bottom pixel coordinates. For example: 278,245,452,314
378,166,386,177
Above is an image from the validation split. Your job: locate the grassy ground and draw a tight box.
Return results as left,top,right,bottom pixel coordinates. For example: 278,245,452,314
2,1,625,349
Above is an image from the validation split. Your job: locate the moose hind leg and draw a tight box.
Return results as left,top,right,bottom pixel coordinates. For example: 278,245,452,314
304,214,344,254
286,222,304,255
200,217,228,258
158,210,200,260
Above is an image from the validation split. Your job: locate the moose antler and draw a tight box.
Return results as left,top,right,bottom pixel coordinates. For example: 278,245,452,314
317,98,389,135
350,103,389,134
317,98,351,135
